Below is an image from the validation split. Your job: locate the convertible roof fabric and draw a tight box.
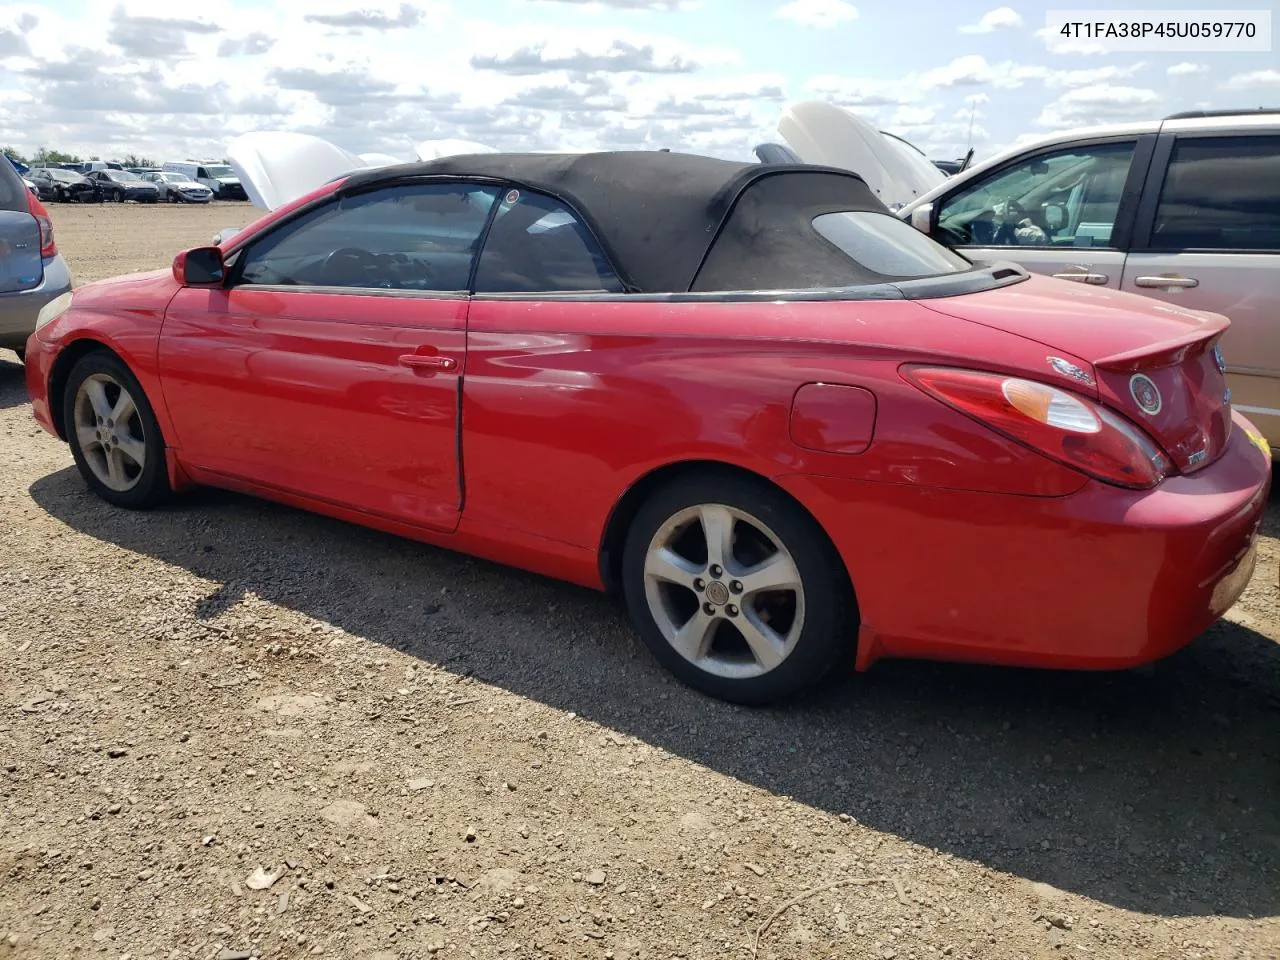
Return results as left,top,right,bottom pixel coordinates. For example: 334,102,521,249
337,150,888,294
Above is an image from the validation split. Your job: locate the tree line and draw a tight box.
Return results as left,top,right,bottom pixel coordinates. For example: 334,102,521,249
3,146,231,167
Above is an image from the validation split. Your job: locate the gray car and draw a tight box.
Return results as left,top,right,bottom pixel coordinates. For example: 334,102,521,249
140,171,214,203
0,156,73,362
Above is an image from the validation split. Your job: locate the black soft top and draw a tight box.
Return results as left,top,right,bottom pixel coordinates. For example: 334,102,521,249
338,150,892,294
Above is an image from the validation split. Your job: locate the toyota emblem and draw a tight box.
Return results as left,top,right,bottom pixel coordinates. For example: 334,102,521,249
1129,373,1162,416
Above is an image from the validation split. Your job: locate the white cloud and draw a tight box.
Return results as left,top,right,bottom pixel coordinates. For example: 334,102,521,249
774,0,858,28
891,105,936,126
1032,25,1108,56
1221,69,1280,90
1167,62,1208,77
1042,62,1146,88
958,6,1022,34
1034,85,1160,129
516,0,698,8
0,0,1273,171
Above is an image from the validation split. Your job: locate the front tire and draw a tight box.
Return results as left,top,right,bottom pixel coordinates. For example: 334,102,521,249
621,471,857,706
62,351,170,509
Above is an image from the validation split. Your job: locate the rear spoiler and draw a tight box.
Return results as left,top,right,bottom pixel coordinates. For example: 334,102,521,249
1093,315,1229,371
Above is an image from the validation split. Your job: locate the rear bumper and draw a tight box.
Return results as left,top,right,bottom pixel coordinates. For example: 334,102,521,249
777,413,1272,672
0,255,72,349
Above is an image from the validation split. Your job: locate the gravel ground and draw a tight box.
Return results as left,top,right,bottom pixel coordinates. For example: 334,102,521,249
2,202,1279,960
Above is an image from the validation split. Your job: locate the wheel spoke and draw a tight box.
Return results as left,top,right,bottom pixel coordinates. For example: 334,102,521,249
117,436,146,468
110,390,136,424
668,608,718,663
84,379,112,420
735,610,788,672
738,552,800,598
644,546,701,590
76,426,102,451
697,505,736,573
105,447,127,487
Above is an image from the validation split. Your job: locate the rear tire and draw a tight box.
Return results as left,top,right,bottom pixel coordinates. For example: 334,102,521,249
621,471,857,706
62,351,171,510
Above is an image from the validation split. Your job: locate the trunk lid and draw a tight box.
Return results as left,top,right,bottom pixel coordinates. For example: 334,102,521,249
917,273,1233,472
0,210,44,294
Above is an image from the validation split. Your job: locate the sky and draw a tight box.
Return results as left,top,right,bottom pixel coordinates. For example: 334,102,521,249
0,0,1276,166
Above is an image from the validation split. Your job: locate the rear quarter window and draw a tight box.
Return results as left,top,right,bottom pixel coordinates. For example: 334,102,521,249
0,157,24,212
691,170,978,293
812,211,972,277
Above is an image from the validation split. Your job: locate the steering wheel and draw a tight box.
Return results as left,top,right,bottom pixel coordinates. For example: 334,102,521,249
994,197,1030,245
324,247,381,273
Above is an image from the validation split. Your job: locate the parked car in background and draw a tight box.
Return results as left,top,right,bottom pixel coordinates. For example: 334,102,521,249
85,169,161,203
128,166,163,177
0,154,72,362
162,160,248,199
29,166,104,203
21,150,1270,705
899,108,1280,453
139,171,213,203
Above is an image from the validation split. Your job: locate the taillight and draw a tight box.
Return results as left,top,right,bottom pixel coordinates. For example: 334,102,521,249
26,192,56,257
903,365,1172,489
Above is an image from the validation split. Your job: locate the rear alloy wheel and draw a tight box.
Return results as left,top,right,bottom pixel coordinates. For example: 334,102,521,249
622,472,856,705
62,352,170,509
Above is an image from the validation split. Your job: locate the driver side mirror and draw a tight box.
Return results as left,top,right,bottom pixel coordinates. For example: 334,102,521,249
172,246,225,286
909,201,934,234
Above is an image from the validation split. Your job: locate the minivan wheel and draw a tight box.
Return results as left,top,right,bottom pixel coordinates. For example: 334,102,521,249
621,472,857,706
62,352,170,509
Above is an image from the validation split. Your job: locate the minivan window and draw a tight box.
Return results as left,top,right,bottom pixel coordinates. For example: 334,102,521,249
935,141,1136,248
1149,135,1280,252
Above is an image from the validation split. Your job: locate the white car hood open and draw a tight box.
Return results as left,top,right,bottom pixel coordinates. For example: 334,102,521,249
228,131,369,211
227,132,500,213
776,100,945,211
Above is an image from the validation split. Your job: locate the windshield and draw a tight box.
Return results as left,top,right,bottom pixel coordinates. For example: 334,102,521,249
166,173,194,182
205,165,234,178
114,171,142,181
49,169,80,182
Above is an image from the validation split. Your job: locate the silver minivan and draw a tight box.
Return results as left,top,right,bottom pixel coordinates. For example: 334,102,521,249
898,108,1280,453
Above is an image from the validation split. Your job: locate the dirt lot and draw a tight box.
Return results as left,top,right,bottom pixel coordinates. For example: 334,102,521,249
2,202,1279,960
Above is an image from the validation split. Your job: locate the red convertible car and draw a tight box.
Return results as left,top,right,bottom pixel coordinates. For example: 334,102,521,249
23,151,1271,705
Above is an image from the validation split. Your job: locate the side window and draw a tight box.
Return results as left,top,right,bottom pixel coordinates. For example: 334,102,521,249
196,167,208,179
234,182,500,291
473,189,625,293
1149,135,1280,252
935,141,1136,249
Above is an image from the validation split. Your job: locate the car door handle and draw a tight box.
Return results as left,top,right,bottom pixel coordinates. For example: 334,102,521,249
1134,275,1199,289
399,353,457,371
1052,271,1109,285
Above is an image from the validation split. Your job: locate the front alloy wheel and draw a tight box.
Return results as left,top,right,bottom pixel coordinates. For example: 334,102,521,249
622,472,856,705
63,352,170,509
